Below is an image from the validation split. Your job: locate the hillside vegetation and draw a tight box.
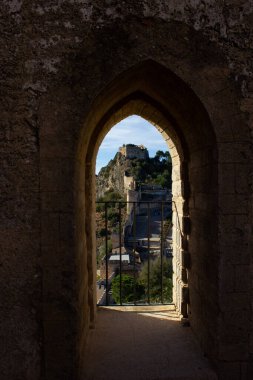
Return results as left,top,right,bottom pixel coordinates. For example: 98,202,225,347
127,150,172,189
96,149,172,199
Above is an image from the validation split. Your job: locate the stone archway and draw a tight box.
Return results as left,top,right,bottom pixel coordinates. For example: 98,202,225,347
38,54,251,379
2,2,252,379
87,95,188,315
76,60,218,375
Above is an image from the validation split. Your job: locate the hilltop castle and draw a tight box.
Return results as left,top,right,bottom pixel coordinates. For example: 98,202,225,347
119,144,149,160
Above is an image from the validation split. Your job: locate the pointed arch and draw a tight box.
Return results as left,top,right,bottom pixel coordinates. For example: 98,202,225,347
76,60,218,372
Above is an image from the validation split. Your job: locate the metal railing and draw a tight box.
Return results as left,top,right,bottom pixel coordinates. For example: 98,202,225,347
96,200,173,306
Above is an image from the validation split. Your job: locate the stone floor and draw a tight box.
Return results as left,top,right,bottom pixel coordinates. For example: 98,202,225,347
82,306,218,380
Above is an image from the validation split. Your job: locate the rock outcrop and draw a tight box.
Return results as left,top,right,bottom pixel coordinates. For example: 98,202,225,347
96,152,130,198
96,147,172,199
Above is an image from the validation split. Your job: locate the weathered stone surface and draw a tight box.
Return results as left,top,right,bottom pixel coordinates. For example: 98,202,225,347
1,1,253,379
96,152,130,198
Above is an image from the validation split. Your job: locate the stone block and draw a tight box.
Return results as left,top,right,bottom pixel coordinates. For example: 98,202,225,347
189,165,216,193
172,180,182,197
235,265,250,292
220,243,250,265
1,158,39,193
218,163,235,194
42,266,76,306
219,342,249,361
41,245,74,269
219,260,235,292
190,193,217,213
236,163,252,194
218,362,241,380
41,191,74,213
172,164,180,181
218,193,248,214
240,361,251,380
59,213,75,244
220,292,250,312
41,213,59,245
235,214,250,229
40,158,75,192
219,142,252,164
220,310,250,344
40,134,76,159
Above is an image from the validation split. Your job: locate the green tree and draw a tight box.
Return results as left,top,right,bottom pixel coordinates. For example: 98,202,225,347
128,151,172,189
153,169,171,188
96,202,104,212
107,208,119,226
155,150,165,161
139,257,173,303
111,274,145,304
97,227,108,238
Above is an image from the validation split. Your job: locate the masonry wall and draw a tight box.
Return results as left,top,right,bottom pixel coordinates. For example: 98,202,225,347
124,145,149,159
1,1,253,380
123,174,135,192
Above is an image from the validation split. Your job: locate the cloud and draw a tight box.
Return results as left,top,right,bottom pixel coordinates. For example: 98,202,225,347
96,115,169,173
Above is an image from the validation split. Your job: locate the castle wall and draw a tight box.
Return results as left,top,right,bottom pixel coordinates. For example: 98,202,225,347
123,175,135,193
120,144,149,159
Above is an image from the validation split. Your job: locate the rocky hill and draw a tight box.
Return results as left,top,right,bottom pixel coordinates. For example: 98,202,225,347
96,152,129,198
96,145,172,200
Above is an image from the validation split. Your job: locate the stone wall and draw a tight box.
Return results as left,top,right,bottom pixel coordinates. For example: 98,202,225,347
1,1,252,380
123,174,135,192
119,144,149,159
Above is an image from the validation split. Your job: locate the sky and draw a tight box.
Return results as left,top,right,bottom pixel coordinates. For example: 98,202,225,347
96,115,169,174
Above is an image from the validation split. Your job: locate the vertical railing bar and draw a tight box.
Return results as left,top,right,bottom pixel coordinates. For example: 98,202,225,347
147,202,150,305
119,202,122,305
105,203,109,306
133,202,136,305
171,203,173,258
96,200,174,307
160,201,164,304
